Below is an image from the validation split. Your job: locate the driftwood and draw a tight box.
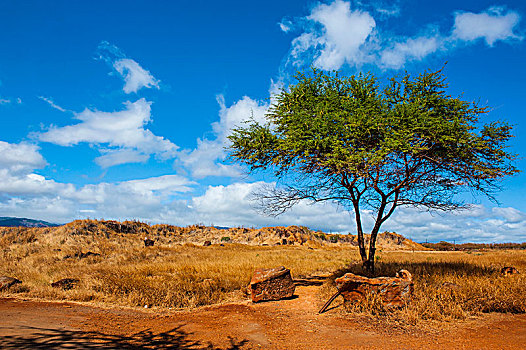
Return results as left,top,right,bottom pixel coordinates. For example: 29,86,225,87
318,288,341,314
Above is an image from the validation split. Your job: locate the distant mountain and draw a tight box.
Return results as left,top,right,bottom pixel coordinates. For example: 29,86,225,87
0,217,60,228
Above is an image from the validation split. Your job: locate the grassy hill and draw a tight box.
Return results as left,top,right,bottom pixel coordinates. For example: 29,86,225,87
38,219,428,250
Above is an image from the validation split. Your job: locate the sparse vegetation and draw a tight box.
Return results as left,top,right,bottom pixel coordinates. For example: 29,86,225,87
1,219,524,328
422,241,526,251
320,250,526,327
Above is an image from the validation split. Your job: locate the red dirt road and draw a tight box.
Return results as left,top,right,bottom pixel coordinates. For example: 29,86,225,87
1,286,525,349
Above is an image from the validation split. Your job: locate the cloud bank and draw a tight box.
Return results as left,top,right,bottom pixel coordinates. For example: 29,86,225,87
1,147,524,244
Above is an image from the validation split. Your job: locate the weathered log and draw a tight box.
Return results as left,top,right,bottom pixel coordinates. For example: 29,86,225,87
335,269,414,307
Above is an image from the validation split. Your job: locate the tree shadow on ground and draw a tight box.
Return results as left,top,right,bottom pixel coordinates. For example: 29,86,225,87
0,325,249,349
331,260,499,280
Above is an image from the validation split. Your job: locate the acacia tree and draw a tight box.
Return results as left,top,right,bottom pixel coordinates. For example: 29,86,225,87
227,68,518,272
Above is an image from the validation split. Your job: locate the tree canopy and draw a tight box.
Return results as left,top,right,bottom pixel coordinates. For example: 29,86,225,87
227,68,518,272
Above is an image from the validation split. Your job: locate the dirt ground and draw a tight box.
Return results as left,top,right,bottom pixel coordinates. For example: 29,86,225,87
1,285,525,349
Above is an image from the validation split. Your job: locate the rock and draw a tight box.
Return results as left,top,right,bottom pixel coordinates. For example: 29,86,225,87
501,266,520,275
144,237,154,247
0,276,22,291
51,278,79,290
250,266,296,302
203,240,212,247
77,251,100,258
335,269,413,307
64,251,101,259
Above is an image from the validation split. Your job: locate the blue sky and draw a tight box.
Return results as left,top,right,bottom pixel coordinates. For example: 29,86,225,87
0,0,525,243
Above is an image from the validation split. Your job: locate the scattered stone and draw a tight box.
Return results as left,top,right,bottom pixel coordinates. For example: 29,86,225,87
144,237,154,247
64,251,101,259
334,269,414,307
51,278,79,290
203,241,212,247
77,251,100,259
250,266,296,302
0,276,22,291
501,266,520,275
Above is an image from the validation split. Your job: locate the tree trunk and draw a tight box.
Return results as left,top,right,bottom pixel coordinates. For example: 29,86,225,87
352,205,368,267
364,224,381,273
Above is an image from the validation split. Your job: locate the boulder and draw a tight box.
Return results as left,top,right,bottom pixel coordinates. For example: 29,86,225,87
144,237,154,247
51,278,79,290
203,240,212,247
501,266,519,275
335,269,413,307
250,266,295,302
0,276,22,291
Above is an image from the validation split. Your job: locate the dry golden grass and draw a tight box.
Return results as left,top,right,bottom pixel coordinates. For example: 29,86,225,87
0,222,354,308
320,250,526,327
1,220,524,328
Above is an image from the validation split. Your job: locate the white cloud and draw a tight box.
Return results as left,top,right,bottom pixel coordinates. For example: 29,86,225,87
0,141,46,173
279,20,292,33
97,41,160,94
0,98,11,104
492,207,526,223
452,7,522,45
0,170,72,196
38,98,178,167
113,58,160,94
191,181,354,231
372,2,401,18
178,95,269,178
94,149,149,168
289,0,377,70
38,96,67,112
380,32,442,69
284,1,523,71
0,153,195,223
0,141,73,200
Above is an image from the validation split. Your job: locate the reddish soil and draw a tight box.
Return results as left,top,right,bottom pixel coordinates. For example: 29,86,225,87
1,286,525,349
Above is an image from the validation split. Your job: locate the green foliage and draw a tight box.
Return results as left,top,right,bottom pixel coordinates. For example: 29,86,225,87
329,235,339,243
227,67,518,268
314,233,327,241
221,236,231,242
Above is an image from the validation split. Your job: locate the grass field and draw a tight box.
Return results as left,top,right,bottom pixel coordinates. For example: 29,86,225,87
1,222,524,327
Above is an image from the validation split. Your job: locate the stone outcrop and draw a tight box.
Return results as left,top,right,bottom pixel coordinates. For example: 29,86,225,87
250,266,295,302
144,237,154,247
501,266,519,275
335,269,414,307
51,278,79,290
0,276,21,291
